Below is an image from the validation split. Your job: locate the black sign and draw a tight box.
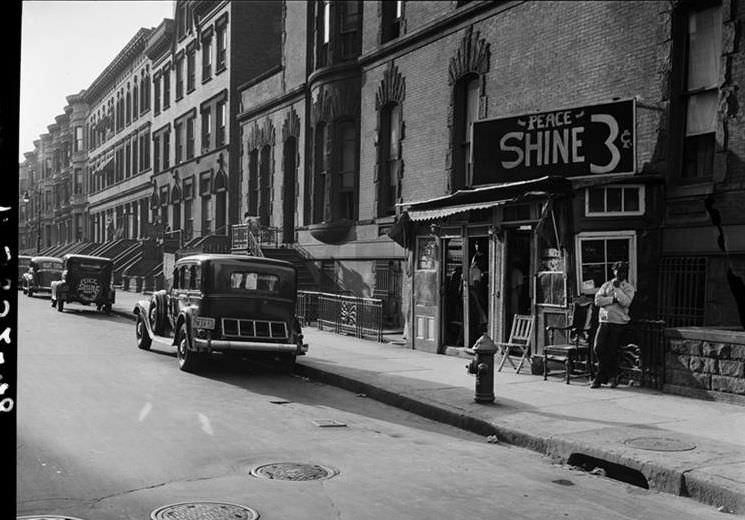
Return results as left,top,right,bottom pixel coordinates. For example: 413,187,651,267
472,99,636,184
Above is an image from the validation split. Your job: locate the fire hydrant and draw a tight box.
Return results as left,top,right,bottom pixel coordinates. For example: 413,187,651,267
465,333,498,403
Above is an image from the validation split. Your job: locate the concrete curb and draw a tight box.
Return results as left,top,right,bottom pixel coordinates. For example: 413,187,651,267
108,305,744,514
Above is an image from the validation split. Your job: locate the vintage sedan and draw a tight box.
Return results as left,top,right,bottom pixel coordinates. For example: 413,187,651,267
51,254,116,313
18,255,31,290
22,256,63,297
133,254,308,372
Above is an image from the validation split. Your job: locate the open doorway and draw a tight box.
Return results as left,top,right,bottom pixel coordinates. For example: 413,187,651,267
505,230,531,335
466,236,490,347
443,237,465,347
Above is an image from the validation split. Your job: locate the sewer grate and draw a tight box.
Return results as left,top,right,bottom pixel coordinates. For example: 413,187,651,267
250,462,339,481
18,516,88,520
150,502,259,520
624,436,697,452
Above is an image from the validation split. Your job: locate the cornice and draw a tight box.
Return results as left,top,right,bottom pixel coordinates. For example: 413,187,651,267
85,27,155,103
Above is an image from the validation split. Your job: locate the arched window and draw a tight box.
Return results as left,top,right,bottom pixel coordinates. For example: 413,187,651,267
454,74,479,188
133,80,139,119
378,103,401,217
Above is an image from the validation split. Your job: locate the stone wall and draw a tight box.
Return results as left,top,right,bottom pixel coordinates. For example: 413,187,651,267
665,327,745,404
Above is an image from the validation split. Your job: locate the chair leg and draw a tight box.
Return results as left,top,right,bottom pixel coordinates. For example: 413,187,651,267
515,349,528,374
565,356,573,384
543,355,548,381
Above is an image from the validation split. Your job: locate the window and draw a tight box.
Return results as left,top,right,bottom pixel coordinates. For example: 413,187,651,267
140,130,151,170
163,66,170,109
322,0,330,43
176,54,184,99
187,117,195,159
248,148,259,216
575,231,637,295
312,123,327,223
259,145,271,226
187,45,196,92
338,121,357,220
586,185,645,216
378,103,401,216
315,0,331,68
74,126,84,153
381,0,403,43
202,32,212,81
201,107,211,152
153,135,161,173
125,142,131,177
126,91,132,125
133,82,139,120
216,22,227,71
216,100,226,146
452,74,480,190
682,5,721,180
132,137,138,174
163,129,170,170
141,69,151,112
175,122,183,163
153,74,161,115
338,0,360,57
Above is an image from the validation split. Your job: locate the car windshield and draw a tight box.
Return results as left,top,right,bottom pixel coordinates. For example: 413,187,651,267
37,261,62,270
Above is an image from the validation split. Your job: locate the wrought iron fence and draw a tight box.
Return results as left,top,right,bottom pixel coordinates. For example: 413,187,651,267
619,318,667,389
657,256,707,327
297,290,383,342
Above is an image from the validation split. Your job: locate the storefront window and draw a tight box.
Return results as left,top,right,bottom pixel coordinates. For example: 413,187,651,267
575,231,636,295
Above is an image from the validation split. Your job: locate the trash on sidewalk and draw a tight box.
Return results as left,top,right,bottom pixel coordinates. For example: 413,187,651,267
487,434,499,444
356,393,367,398
590,467,606,476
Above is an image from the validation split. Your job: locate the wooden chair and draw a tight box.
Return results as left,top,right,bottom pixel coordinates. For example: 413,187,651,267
543,298,597,384
496,314,534,373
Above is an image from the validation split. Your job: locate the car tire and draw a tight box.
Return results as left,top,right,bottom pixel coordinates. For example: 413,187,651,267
103,303,112,314
57,299,64,312
135,313,152,350
176,323,200,372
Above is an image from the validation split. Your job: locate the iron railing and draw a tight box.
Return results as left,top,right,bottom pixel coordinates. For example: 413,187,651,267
619,318,667,389
297,290,383,342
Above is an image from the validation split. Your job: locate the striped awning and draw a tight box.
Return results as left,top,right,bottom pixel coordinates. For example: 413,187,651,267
407,198,512,222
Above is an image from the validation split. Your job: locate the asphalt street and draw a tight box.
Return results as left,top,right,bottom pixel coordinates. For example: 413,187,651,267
17,294,733,520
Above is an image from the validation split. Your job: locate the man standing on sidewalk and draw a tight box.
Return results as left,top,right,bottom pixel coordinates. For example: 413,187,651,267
591,261,635,389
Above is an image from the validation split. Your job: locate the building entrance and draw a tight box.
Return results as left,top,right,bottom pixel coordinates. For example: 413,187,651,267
505,229,531,335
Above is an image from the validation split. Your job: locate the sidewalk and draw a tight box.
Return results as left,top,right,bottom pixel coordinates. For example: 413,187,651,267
111,290,745,514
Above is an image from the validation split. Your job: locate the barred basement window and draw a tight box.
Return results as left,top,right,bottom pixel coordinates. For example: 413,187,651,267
658,257,707,327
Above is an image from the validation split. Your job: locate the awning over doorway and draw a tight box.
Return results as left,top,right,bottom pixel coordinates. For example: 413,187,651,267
398,175,573,222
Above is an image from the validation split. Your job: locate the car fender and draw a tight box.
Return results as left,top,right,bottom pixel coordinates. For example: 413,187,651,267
133,300,156,339
173,308,196,348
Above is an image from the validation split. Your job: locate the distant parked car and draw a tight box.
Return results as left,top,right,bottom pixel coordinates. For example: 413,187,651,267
22,256,63,297
50,254,115,313
18,255,31,290
133,254,308,372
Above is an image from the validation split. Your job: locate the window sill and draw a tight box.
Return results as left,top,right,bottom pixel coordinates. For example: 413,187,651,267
202,75,212,84
187,87,196,95
215,65,227,76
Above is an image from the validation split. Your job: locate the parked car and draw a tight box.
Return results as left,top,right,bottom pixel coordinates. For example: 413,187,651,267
133,254,308,372
18,255,31,290
50,254,115,313
22,256,63,297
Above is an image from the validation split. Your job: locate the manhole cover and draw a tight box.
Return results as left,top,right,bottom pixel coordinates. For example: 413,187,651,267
18,516,88,520
624,436,697,452
150,502,259,520
250,462,339,481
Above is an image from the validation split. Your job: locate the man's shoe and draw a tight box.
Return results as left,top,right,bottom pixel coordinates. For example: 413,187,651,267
590,380,602,389
609,376,620,388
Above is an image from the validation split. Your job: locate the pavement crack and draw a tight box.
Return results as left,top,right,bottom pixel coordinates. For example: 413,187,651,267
90,475,218,505
321,479,343,519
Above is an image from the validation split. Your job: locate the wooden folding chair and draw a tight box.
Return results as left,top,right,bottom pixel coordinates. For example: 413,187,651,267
496,314,534,373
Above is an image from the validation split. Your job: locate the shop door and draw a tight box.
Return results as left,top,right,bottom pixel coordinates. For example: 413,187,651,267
413,236,440,353
443,237,465,347
504,230,532,336
465,236,490,348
